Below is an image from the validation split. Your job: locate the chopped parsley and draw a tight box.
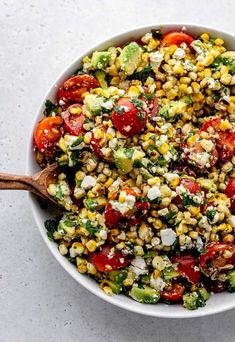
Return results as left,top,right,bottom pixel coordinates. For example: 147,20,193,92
206,208,217,223
44,99,61,116
44,219,58,241
182,194,201,207
84,198,98,211
124,148,134,159
131,65,152,83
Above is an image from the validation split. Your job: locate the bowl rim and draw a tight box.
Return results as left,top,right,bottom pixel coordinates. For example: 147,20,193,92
26,22,235,318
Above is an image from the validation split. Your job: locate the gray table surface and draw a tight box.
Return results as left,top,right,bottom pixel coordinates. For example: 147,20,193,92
1,0,235,341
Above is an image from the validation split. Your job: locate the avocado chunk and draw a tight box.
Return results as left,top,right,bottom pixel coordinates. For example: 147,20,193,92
114,148,145,174
228,269,235,292
94,70,108,88
183,289,209,310
119,42,143,76
91,51,110,70
84,196,107,211
129,285,160,304
198,178,217,192
84,94,103,115
163,269,181,281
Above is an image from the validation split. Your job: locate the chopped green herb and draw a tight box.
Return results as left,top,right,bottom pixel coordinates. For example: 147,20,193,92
70,135,84,148
44,219,58,241
44,99,61,117
131,65,152,82
84,198,98,211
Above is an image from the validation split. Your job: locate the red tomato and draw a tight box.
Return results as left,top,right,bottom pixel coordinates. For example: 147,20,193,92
111,97,148,136
201,118,221,133
57,74,99,106
173,178,202,206
225,178,235,214
161,283,185,301
63,104,85,136
199,242,235,276
89,244,130,272
161,32,194,47
217,131,235,161
181,178,201,195
182,134,218,169
231,198,235,214
201,118,235,161
225,178,235,198
104,188,150,227
172,253,200,284
34,116,63,156
90,132,104,159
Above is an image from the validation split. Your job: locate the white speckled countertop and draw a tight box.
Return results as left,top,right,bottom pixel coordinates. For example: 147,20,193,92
1,0,235,341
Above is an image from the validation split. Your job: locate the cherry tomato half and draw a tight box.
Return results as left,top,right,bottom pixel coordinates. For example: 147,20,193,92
182,134,218,169
199,242,235,277
201,118,235,162
173,178,203,206
57,74,99,106
161,32,194,47
89,244,130,272
217,131,235,161
63,104,85,136
201,118,221,133
161,283,185,301
104,188,150,227
172,253,200,284
225,178,235,198
34,116,63,156
111,97,148,136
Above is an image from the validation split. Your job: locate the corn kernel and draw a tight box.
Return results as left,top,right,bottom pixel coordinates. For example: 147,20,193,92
173,62,184,76
196,62,205,71
204,68,212,78
189,231,198,239
84,132,92,144
201,33,209,42
214,38,224,46
104,178,114,188
71,242,85,255
219,120,232,131
70,107,81,114
202,55,214,66
149,38,158,50
187,206,200,216
157,143,169,154
179,84,187,93
187,135,196,147
220,73,232,85
168,44,177,55
86,240,97,252
193,92,204,102
179,234,186,245
191,82,200,93
128,85,140,97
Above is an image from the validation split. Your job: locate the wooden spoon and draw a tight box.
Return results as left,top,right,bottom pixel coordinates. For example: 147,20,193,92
0,163,62,207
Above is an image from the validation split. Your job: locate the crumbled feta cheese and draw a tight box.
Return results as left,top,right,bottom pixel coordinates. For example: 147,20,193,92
102,100,114,110
147,186,161,200
98,230,107,240
183,60,197,71
150,275,166,291
208,78,216,89
141,32,153,44
160,228,177,246
149,51,164,67
123,125,131,132
200,139,214,152
229,215,235,227
164,172,180,183
130,256,148,276
110,194,136,215
106,127,116,137
80,176,96,189
173,48,186,59
196,237,204,251
157,208,169,216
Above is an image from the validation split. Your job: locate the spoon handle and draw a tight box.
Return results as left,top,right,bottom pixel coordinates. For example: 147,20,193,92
0,173,37,193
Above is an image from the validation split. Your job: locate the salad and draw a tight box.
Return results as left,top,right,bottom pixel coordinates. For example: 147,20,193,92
34,30,235,310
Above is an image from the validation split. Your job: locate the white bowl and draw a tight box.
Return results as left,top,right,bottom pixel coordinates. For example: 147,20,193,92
26,23,235,318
